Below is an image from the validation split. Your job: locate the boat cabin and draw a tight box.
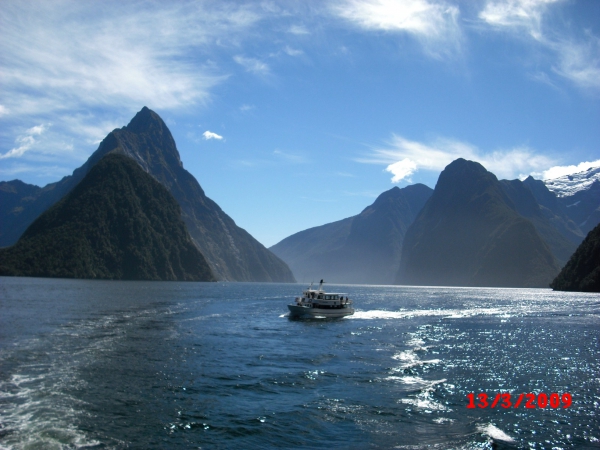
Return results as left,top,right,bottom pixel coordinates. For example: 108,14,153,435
295,280,352,310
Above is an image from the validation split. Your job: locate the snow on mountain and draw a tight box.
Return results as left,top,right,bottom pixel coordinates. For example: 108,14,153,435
544,166,600,198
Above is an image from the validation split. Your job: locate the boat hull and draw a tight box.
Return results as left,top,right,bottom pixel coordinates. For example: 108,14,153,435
287,304,354,318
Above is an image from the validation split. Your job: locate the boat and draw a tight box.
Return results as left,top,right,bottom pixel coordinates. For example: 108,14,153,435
288,280,354,318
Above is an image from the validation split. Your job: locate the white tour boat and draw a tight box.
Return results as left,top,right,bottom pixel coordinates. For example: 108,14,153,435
288,280,354,318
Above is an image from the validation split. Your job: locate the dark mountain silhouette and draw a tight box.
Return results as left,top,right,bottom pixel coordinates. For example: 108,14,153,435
0,153,215,281
270,184,433,284
499,179,578,266
0,107,294,282
396,159,561,287
1,180,67,247
550,223,600,292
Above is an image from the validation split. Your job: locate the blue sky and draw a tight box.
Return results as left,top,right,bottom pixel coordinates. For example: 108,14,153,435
1,0,599,247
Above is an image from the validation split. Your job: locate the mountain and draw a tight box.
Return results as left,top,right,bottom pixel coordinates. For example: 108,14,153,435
550,223,600,292
396,159,561,288
270,184,433,284
0,153,215,281
1,180,67,247
544,166,600,197
0,107,295,282
521,176,584,246
499,179,578,266
544,166,600,235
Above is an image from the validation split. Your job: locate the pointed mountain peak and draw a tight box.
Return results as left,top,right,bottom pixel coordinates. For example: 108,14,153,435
102,107,183,170
126,106,166,134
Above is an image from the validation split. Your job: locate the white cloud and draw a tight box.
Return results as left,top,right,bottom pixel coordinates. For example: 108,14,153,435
332,0,463,59
358,134,557,182
0,124,49,159
479,0,561,39
541,159,600,180
0,105,9,117
203,131,223,140
233,55,271,75
386,158,418,182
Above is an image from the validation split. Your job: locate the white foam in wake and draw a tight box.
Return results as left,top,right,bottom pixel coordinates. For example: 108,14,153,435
391,350,440,370
350,307,523,320
478,423,516,443
400,397,448,411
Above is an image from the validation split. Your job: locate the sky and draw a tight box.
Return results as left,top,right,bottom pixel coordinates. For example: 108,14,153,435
1,0,599,247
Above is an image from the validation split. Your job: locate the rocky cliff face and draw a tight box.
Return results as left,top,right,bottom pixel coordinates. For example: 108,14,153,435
0,153,215,281
396,159,560,288
0,107,295,282
270,184,432,284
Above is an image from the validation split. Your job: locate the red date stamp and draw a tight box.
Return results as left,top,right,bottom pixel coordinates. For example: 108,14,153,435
466,392,572,409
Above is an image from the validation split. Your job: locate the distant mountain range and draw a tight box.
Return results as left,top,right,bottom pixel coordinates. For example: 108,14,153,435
0,107,295,282
272,159,599,288
270,184,432,285
0,153,215,281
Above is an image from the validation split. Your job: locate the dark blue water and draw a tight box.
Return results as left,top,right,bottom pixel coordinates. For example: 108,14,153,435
0,277,598,449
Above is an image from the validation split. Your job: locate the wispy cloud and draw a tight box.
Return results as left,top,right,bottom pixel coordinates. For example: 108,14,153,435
0,163,71,179
233,55,271,75
357,134,557,182
203,131,224,140
550,36,600,92
331,0,463,59
288,24,310,35
479,0,600,92
0,2,260,118
0,124,49,159
479,0,561,39
284,46,305,57
273,149,308,164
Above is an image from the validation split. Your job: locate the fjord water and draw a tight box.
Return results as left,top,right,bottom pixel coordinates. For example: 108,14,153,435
1,278,598,449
